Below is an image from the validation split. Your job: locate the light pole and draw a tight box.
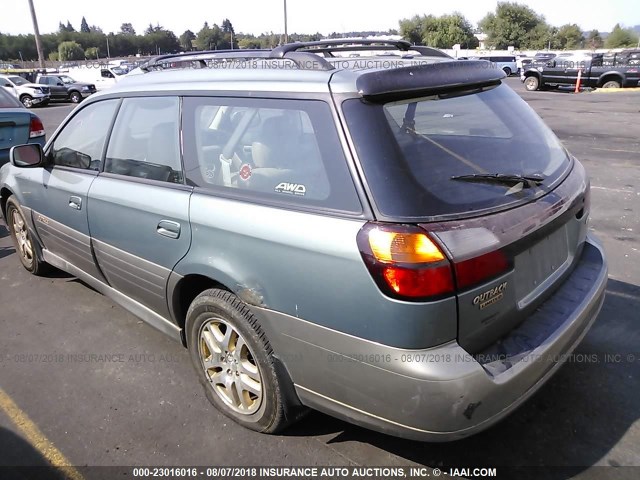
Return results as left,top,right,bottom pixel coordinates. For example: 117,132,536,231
27,0,45,68
283,0,288,44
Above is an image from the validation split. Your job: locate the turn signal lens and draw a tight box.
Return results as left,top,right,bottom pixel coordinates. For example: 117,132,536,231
357,223,454,301
368,229,445,264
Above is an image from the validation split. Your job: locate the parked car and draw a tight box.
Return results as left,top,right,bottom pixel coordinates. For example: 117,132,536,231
522,52,640,90
470,55,518,76
0,40,607,442
0,74,50,108
0,87,45,166
35,74,97,103
65,65,127,91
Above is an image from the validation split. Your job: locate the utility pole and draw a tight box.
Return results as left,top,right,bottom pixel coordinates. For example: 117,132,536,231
27,0,45,68
283,0,288,44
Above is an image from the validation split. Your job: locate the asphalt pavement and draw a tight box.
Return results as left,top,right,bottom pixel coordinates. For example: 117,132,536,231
0,77,638,479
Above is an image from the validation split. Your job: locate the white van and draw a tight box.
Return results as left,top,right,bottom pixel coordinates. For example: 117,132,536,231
65,65,127,91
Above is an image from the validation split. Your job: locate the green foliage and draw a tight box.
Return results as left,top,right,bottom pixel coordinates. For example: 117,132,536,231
179,30,196,51
605,24,639,48
85,46,99,58
479,2,547,49
554,24,584,49
80,17,90,33
48,51,58,61
587,30,604,49
120,23,136,35
399,13,478,48
58,41,84,61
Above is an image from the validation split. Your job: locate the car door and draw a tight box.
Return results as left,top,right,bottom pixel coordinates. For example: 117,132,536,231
87,96,192,319
47,76,67,99
16,98,120,280
541,54,569,84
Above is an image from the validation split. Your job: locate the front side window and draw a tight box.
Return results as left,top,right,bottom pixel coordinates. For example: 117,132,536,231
105,96,183,184
49,99,119,170
182,97,361,212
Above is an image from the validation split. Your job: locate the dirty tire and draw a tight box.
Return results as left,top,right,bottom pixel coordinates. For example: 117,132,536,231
502,67,512,76
524,76,539,91
186,288,297,433
601,80,621,89
5,197,50,275
69,91,82,103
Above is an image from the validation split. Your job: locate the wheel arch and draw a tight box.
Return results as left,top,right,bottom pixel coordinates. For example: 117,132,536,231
597,72,624,87
169,273,231,346
0,187,14,219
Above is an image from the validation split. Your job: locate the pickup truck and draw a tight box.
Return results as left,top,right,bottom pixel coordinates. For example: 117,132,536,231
35,74,96,103
522,50,640,91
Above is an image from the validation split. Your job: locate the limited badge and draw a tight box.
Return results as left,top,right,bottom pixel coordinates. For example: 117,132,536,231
239,164,252,181
473,282,507,310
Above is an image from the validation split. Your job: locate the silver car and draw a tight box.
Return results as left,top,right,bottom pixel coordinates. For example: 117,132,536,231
0,40,607,441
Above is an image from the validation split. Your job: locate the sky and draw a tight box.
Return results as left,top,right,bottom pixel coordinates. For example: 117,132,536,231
2,0,638,36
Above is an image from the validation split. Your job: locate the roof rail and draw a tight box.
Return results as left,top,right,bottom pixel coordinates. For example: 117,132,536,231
271,39,451,59
138,48,335,72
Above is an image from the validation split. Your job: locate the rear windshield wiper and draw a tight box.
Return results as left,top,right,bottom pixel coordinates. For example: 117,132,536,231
450,173,545,188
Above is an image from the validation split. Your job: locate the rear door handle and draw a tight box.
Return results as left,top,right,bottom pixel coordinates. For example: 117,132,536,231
157,220,181,239
69,196,82,210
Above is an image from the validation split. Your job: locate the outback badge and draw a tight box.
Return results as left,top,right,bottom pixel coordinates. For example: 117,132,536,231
473,282,508,310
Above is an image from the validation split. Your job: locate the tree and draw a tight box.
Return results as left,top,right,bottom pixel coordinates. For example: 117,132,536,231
587,30,604,49
85,46,99,58
120,23,136,35
399,15,423,45
399,13,478,48
58,41,84,61
179,30,196,51
80,16,90,33
554,24,584,49
221,19,234,35
605,24,639,48
195,22,225,50
479,2,548,49
423,13,478,48
66,21,75,32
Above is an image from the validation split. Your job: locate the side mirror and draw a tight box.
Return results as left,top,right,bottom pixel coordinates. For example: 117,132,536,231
546,60,556,67
4,83,13,88
10,144,45,168
57,82,64,86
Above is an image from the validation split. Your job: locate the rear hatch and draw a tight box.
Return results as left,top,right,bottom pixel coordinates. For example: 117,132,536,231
0,90,31,151
342,78,589,352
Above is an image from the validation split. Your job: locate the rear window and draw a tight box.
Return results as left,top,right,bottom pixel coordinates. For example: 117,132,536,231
343,83,571,220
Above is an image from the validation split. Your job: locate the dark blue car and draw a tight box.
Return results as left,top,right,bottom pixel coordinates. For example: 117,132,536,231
0,87,45,166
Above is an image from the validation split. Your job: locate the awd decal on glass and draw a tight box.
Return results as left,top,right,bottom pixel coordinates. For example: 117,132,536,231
239,164,252,181
275,182,306,196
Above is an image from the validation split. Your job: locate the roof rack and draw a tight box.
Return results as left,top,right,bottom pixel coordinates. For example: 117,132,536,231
139,49,335,72
271,39,451,59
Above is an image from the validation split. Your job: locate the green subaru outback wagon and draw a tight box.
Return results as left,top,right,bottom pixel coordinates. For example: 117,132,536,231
1,40,607,441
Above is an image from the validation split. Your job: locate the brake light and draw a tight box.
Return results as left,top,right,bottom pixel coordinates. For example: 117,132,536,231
357,223,454,300
29,116,45,138
453,249,511,290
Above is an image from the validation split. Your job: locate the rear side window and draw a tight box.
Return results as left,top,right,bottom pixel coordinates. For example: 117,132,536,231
105,97,183,184
343,83,571,220
182,97,361,212
49,99,119,170
0,87,22,107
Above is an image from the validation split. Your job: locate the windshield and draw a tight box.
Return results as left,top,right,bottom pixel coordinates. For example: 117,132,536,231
8,76,29,86
60,76,77,84
342,83,571,220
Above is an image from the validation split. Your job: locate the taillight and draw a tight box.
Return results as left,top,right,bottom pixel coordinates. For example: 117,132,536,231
29,116,45,138
358,223,513,301
357,223,454,301
453,249,511,290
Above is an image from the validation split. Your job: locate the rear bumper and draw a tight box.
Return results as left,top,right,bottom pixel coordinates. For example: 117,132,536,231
256,235,607,441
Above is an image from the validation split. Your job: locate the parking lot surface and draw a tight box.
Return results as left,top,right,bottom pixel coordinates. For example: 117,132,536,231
0,77,638,478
